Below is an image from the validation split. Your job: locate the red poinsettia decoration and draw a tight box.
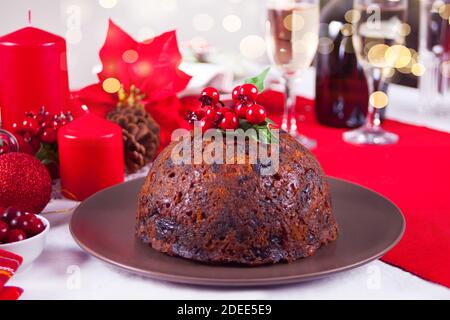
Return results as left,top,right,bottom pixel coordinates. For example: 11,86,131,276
71,20,192,148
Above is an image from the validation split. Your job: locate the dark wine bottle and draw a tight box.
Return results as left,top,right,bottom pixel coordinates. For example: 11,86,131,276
315,0,369,128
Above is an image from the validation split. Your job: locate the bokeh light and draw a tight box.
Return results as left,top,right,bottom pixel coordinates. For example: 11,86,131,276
283,13,305,31
318,37,334,54
122,49,139,64
239,35,266,59
99,0,118,9
412,63,426,77
222,15,242,33
370,91,389,109
345,9,361,24
102,77,121,93
193,13,215,32
385,45,411,68
368,44,390,68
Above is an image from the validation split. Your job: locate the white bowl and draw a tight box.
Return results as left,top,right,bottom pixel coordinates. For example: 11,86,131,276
0,215,49,270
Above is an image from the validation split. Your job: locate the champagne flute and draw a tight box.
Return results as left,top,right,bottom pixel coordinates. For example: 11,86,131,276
343,0,408,145
265,0,319,149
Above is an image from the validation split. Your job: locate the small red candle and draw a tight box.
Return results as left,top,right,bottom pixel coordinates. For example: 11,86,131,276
58,111,124,201
0,25,70,131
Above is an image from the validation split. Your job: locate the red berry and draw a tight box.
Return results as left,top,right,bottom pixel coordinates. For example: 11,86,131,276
16,215,33,235
11,122,22,134
232,86,242,101
22,118,40,136
219,112,239,130
235,101,252,118
40,127,57,144
204,107,219,123
1,207,20,223
239,84,258,101
28,218,45,237
199,119,214,132
200,87,220,104
246,104,267,124
5,229,27,243
0,221,8,242
217,107,231,116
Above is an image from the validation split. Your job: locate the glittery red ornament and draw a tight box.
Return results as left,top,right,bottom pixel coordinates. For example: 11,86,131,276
0,152,52,214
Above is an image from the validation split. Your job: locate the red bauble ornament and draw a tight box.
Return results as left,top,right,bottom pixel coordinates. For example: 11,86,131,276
0,153,52,214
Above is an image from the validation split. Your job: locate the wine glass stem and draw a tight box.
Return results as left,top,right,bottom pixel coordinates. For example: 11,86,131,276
282,75,298,134
365,68,385,130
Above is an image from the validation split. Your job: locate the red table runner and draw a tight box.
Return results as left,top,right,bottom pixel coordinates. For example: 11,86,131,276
257,90,450,288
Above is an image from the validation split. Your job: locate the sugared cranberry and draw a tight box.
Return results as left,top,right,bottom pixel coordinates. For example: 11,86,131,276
5,229,27,243
235,101,252,118
0,221,8,242
28,218,45,237
219,112,239,130
239,84,258,101
246,104,267,124
200,87,220,104
232,86,242,101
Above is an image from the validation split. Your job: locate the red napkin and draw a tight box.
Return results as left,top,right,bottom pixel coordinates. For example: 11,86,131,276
0,249,23,300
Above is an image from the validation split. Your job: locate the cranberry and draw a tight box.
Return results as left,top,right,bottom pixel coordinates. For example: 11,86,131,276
0,221,8,242
28,218,45,237
200,87,220,104
16,215,34,235
219,112,239,130
1,207,20,223
40,127,57,143
232,86,242,101
235,101,252,118
246,104,267,124
239,84,258,101
5,229,27,243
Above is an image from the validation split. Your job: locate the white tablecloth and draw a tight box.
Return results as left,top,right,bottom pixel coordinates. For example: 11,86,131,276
9,76,450,300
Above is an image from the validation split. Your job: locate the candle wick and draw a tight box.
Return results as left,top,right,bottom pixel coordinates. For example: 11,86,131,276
28,9,32,26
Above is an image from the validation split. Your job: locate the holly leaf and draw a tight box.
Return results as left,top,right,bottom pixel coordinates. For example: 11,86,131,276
244,67,270,92
35,143,59,166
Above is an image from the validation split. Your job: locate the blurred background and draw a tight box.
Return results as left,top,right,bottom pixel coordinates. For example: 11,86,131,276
0,0,421,90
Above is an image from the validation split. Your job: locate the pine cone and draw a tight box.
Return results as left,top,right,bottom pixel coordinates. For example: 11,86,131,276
108,105,160,174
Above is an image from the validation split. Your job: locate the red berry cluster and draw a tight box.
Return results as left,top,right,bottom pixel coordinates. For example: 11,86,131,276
0,207,46,244
186,84,267,131
12,106,73,145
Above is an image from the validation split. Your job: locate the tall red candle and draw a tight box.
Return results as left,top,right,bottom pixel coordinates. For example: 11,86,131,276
0,26,70,131
58,111,124,201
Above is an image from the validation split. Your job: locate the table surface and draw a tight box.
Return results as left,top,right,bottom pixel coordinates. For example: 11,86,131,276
9,70,450,300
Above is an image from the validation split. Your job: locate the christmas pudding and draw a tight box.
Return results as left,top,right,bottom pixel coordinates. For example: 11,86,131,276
136,81,338,265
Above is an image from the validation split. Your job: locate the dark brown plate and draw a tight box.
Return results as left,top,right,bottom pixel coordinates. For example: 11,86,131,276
70,177,405,287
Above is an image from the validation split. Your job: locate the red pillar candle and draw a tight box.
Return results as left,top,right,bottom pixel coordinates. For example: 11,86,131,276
0,26,70,131
58,111,124,201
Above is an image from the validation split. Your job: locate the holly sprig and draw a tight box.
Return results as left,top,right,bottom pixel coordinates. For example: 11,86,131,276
238,68,278,144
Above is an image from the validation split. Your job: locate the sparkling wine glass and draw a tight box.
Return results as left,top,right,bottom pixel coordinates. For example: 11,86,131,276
265,0,319,149
343,0,408,145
